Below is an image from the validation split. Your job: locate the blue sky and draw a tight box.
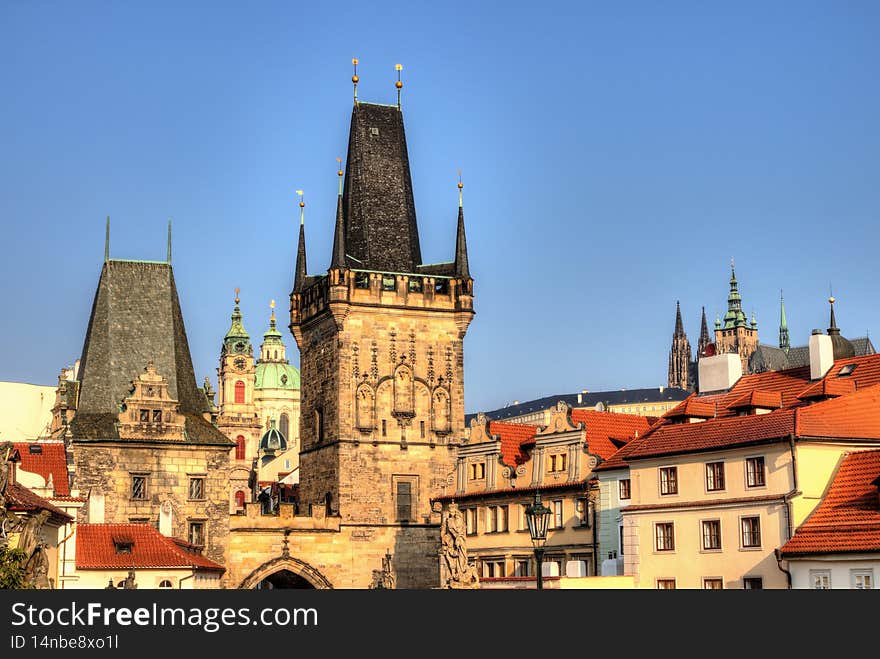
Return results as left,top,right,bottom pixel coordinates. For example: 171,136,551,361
2,1,879,414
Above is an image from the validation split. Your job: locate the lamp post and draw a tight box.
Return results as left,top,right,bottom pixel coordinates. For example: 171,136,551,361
525,490,552,590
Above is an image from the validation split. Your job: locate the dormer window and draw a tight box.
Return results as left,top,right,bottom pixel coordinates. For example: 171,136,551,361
838,363,857,376
114,542,133,554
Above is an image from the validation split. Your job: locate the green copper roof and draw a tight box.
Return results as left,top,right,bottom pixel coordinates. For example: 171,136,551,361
722,262,747,329
255,361,300,390
262,306,283,344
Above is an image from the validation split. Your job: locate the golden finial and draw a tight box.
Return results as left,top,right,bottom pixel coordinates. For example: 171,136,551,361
352,58,359,103
296,189,305,225
829,283,834,305
234,287,240,305
457,169,463,208
270,299,276,321
395,63,403,109
337,157,343,195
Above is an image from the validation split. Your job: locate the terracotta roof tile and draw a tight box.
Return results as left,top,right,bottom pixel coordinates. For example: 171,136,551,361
488,421,538,469
570,410,651,460
663,397,716,419
13,441,70,496
727,390,782,410
5,482,73,523
796,378,856,401
795,384,880,440
75,524,224,571
781,450,880,556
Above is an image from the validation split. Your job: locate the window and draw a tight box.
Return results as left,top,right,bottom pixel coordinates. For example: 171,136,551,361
618,478,631,500
152,409,162,423
354,272,370,289
482,559,505,578
235,435,246,460
851,570,873,590
234,490,246,509
114,542,133,554
551,500,563,529
810,570,831,589
382,418,387,437
547,453,567,473
131,475,147,500
656,579,676,590
465,508,477,535
188,477,205,501
519,504,529,531
316,407,324,442
514,559,531,577
702,520,721,550
408,278,423,293
434,279,449,295
469,462,486,480
188,522,205,547
743,577,763,590
234,380,245,404
705,462,725,491
381,275,396,291
396,481,412,521
619,525,625,556
741,516,761,548
487,505,508,532
655,522,675,551
420,420,425,438
703,578,724,590
139,409,150,422
284,459,291,470
279,413,289,440
659,467,678,495
158,579,173,589
746,456,765,487
575,498,590,527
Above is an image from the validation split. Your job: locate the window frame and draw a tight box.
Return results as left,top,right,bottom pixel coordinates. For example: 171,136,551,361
188,520,206,547
745,456,766,488
743,577,763,590
551,499,564,529
618,478,631,501
703,577,724,590
188,475,206,501
740,515,762,549
130,473,148,501
654,521,675,552
392,475,418,523
810,569,831,590
575,497,591,528
851,569,873,590
656,578,676,590
701,519,722,551
705,461,726,492
659,466,678,496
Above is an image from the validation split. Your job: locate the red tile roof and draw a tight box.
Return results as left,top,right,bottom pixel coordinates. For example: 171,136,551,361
13,441,70,496
5,482,73,523
570,410,651,460
75,524,225,571
727,390,782,410
488,421,538,469
796,384,880,440
780,450,880,556
663,397,716,419
796,378,856,401
623,409,796,460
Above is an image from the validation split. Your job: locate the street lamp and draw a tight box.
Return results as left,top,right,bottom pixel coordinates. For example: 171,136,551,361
525,490,552,590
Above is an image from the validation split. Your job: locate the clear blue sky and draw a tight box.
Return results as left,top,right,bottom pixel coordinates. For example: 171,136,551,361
2,1,879,414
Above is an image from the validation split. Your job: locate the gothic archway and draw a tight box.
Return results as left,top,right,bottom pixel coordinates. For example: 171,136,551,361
238,556,334,590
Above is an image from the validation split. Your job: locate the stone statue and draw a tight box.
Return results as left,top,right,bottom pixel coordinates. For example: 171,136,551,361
122,570,138,590
16,510,50,559
369,550,396,589
23,543,51,589
439,502,479,588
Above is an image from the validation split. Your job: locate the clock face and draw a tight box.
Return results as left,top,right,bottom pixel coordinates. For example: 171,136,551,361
234,357,247,371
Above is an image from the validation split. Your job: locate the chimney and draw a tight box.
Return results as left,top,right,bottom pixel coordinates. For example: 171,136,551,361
577,393,582,404
698,353,743,393
809,329,834,380
659,385,664,394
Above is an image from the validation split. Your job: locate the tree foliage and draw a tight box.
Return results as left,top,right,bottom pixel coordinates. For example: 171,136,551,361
0,547,31,590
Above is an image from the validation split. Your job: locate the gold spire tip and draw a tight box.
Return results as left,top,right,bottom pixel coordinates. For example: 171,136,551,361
234,287,240,305
270,299,276,309
337,156,343,177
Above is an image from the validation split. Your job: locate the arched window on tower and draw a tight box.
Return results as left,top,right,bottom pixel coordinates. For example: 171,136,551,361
234,380,245,404
280,413,289,440
235,490,246,509
235,435,246,460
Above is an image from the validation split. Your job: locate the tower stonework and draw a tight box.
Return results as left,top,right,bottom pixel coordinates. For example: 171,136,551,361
668,301,692,390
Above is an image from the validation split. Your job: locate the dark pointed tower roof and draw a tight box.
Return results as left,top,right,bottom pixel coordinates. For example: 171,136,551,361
674,300,685,336
827,295,855,359
71,259,230,444
698,306,711,357
454,179,470,279
341,102,422,272
293,201,308,292
330,188,347,269
722,260,746,329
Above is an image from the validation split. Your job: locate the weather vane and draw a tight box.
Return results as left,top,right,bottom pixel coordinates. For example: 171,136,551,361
457,169,463,208
296,189,305,226
234,287,240,305
352,58,359,103
395,63,403,109
337,157,343,195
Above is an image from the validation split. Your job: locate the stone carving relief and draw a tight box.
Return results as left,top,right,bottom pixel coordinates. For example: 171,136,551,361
439,502,479,589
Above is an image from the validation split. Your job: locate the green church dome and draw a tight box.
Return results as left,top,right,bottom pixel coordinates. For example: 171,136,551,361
255,361,300,390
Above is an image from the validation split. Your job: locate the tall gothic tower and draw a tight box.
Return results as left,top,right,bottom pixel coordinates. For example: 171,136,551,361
289,100,474,530
668,301,692,390
714,261,759,373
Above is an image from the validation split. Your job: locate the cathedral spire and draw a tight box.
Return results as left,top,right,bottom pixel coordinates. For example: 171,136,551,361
104,216,110,262
454,173,470,279
330,162,347,270
698,306,711,357
294,191,307,292
779,290,790,352
674,301,685,336
827,294,839,336
722,258,746,328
